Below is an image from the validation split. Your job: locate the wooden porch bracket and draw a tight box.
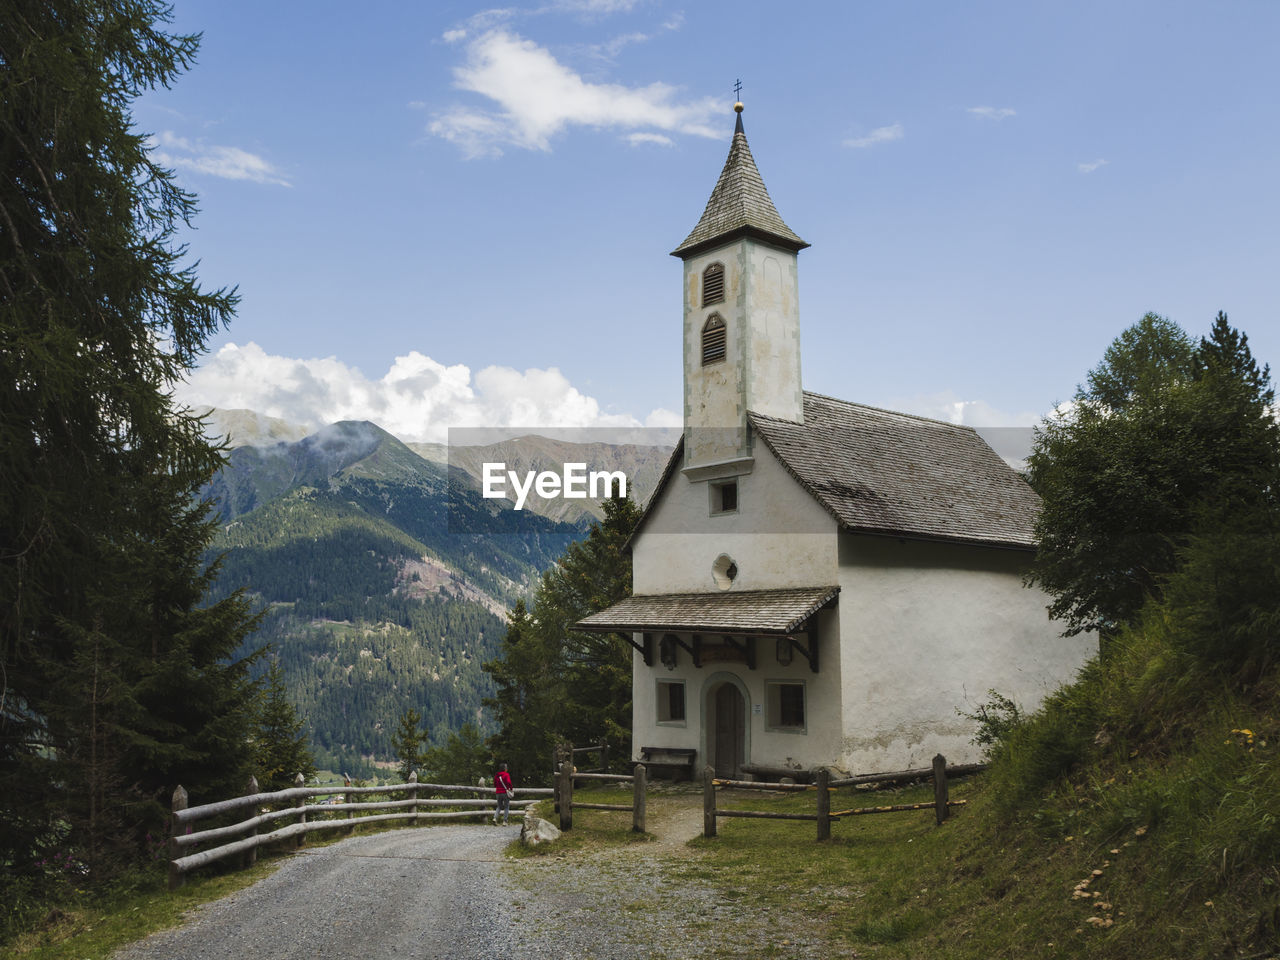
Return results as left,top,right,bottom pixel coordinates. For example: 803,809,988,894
722,635,756,669
624,632,653,667
781,627,819,673
681,634,703,668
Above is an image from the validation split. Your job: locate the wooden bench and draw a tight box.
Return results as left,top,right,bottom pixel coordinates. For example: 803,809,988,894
638,747,697,782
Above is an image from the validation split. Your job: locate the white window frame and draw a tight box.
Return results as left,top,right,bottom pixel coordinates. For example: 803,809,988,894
764,679,807,734
709,479,739,516
656,678,687,726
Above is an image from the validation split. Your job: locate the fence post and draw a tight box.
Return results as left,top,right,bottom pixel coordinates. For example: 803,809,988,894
702,765,717,838
243,775,259,869
632,763,647,833
816,767,831,841
343,774,354,835
558,761,573,831
600,740,609,774
408,770,418,823
932,753,949,825
555,741,571,787
168,784,188,891
294,772,307,847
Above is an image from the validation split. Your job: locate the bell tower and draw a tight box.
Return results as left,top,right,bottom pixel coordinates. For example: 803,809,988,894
672,102,808,477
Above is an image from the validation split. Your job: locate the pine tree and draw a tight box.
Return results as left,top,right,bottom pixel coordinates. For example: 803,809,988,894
389,708,428,783
254,660,316,792
424,723,489,787
1,0,260,887
482,496,642,778
483,600,558,784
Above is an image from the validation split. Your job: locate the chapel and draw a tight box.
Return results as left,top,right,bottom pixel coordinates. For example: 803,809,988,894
577,103,1095,778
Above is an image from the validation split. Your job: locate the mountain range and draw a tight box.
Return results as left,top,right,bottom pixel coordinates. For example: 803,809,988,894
197,408,673,778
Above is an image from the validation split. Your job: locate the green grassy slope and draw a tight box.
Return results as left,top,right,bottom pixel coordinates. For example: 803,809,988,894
680,635,1280,959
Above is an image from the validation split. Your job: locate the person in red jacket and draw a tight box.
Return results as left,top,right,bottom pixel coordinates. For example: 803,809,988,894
493,762,513,825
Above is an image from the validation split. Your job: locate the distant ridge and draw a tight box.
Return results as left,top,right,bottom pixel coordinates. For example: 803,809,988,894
198,407,676,525
192,405,312,447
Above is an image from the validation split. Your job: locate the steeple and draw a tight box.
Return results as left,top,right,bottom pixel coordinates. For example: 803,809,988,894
672,103,808,261
677,103,807,477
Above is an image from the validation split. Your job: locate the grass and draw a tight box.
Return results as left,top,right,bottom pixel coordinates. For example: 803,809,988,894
540,718,1278,960
5,859,278,960
504,791,655,859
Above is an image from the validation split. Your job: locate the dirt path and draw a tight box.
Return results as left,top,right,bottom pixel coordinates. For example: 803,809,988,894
500,785,831,958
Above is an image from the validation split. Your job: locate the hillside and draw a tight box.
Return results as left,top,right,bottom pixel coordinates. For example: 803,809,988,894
202,420,583,778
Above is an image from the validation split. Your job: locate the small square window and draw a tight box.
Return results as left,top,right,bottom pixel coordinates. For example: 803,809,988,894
766,681,806,732
657,679,686,723
710,480,738,515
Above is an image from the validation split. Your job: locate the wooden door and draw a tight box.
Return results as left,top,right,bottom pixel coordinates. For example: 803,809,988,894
713,683,745,778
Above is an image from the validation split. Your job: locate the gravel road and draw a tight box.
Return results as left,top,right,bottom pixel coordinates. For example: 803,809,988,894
113,825,536,960
113,798,831,959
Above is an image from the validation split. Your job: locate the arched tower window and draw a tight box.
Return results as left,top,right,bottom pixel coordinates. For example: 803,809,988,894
701,314,726,366
702,263,725,306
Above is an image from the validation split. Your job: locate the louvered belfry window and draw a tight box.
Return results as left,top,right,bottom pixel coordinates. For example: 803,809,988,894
702,263,725,305
702,315,726,366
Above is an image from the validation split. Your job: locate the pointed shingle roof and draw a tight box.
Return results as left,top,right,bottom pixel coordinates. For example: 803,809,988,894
671,109,808,259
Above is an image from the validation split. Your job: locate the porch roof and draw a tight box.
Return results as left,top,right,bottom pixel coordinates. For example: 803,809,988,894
575,585,839,637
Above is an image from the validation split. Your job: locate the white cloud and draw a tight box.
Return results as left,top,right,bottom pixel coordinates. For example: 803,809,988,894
587,30,651,59
429,30,720,157
625,132,673,146
585,13,682,60
443,28,468,43
176,342,674,443
1078,158,1109,174
967,106,1016,120
152,132,290,186
885,390,1043,428
843,123,904,149
553,0,643,12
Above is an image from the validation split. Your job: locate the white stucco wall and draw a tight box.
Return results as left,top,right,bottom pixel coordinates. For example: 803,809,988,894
632,435,836,594
835,533,1096,773
631,605,842,772
631,441,839,770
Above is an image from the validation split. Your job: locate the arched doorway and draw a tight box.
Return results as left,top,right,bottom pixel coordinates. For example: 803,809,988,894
709,681,745,778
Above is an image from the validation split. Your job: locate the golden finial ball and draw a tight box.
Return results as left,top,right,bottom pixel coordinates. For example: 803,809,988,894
734,101,744,113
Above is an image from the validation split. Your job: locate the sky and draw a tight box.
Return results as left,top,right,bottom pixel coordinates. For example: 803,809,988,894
152,0,1280,443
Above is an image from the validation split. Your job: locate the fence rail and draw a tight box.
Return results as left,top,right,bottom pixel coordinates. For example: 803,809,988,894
553,739,611,781
702,754,984,842
556,761,647,833
168,772,554,890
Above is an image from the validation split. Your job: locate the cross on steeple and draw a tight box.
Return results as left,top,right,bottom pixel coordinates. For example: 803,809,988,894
734,78,742,100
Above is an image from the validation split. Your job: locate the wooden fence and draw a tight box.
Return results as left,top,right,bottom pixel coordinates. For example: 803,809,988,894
556,761,647,834
553,739,610,780
168,771,555,890
703,754,985,842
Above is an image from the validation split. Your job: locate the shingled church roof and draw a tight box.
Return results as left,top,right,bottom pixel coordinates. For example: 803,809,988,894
576,586,840,636
671,108,808,259
748,393,1041,549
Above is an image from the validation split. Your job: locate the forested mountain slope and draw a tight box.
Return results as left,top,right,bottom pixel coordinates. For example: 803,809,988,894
202,420,582,778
